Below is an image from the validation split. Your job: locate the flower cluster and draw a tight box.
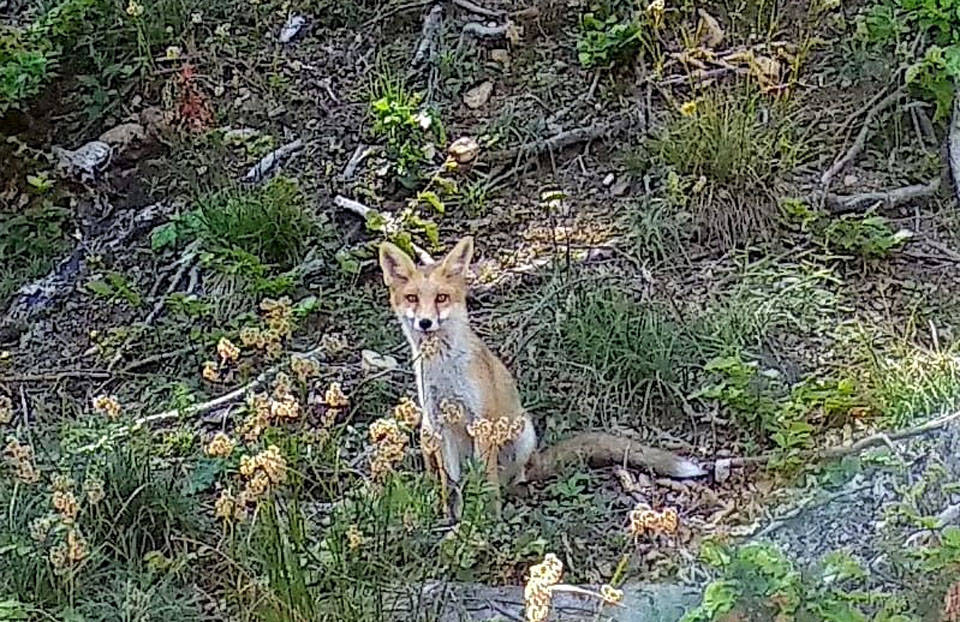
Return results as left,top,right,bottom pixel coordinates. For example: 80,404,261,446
213,445,289,518
346,524,365,551
203,337,242,382
239,373,307,442
261,297,294,339
49,528,89,573
4,438,39,483
205,432,236,458
627,503,679,538
369,417,408,481
325,382,349,408
52,490,80,524
524,553,563,622
92,395,122,420
438,398,464,424
394,396,422,427
83,477,105,504
419,334,441,359
466,416,524,448
290,354,320,382
214,488,245,522
600,584,624,605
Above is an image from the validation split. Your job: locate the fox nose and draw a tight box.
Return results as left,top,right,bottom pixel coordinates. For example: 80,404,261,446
418,318,433,330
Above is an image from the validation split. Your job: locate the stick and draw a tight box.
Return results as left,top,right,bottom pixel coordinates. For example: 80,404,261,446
460,22,508,38
490,117,632,164
412,4,443,67
822,177,940,214
821,88,905,188
73,346,324,454
242,139,303,183
949,89,960,203
341,144,372,181
724,409,960,470
333,195,435,264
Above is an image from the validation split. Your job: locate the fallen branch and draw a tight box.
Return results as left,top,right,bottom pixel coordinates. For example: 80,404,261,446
822,177,940,213
242,139,303,183
723,408,960,470
452,0,504,18
949,89,960,203
821,88,906,188
341,144,374,181
333,195,435,264
490,117,632,164
73,346,325,454
460,21,508,39
412,4,443,67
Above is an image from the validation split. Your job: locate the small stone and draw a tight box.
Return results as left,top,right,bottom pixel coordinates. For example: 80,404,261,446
279,14,306,43
714,458,731,483
490,49,510,66
611,179,630,196
463,81,493,109
843,174,857,187
98,122,146,154
602,173,615,186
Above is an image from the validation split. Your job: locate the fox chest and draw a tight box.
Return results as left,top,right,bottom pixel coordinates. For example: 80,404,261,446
417,356,482,428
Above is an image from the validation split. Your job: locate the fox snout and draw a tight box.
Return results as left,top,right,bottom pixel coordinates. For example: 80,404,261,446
417,317,437,331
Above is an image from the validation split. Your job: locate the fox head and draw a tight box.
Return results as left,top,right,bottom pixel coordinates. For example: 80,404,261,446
379,237,474,335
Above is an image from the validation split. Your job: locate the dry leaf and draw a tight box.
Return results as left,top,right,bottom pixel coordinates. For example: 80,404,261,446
361,349,398,372
463,81,493,109
724,49,780,87
697,9,724,48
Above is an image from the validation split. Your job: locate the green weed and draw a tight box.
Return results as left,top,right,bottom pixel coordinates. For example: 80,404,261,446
369,74,444,186
645,83,805,243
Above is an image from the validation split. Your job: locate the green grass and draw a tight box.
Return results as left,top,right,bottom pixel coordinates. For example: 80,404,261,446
639,82,807,244
0,203,73,302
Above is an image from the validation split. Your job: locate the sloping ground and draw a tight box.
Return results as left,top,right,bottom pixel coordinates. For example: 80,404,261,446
3,0,960,618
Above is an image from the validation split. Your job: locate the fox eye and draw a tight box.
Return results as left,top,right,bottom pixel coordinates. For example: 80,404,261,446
436,293,449,304
405,294,418,304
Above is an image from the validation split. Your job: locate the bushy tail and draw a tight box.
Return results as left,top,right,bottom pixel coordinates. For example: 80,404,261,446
525,432,705,481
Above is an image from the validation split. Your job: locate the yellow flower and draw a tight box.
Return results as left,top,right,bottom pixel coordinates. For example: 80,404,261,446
273,372,292,399
324,382,348,408
290,354,320,381
524,553,563,622
271,394,300,420
261,297,294,337
393,396,421,427
217,337,240,363
52,490,80,523
600,584,624,605
419,334,441,358
65,528,88,562
239,326,261,347
627,503,679,537
165,46,181,60
680,100,697,117
3,438,40,483
205,432,235,458
346,524,364,551
202,361,220,382
215,489,244,521
0,394,12,424
125,0,144,17
51,473,75,493
645,0,665,27
92,395,121,419
30,515,55,543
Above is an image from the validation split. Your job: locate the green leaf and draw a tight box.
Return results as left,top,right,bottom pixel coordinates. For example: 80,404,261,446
85,279,114,298
183,457,225,495
150,222,178,251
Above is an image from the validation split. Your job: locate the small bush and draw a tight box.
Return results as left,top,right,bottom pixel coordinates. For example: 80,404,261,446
644,83,804,244
193,176,315,268
369,75,444,186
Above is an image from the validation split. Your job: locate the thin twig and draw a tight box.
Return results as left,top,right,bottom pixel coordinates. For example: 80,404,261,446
73,346,324,454
489,116,633,165
821,88,906,188
412,4,443,67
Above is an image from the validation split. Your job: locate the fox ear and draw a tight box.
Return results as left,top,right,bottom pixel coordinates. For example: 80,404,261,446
440,236,474,277
379,242,417,287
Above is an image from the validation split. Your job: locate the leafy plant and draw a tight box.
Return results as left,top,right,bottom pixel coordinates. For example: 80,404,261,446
369,76,444,185
577,13,646,68
821,213,913,258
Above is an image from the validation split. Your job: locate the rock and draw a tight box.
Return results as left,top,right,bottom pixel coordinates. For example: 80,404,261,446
361,349,398,372
714,458,731,484
98,122,146,154
279,14,306,43
490,48,510,67
52,141,112,182
448,137,480,164
463,81,493,109
843,174,857,187
611,179,630,196
603,173,615,186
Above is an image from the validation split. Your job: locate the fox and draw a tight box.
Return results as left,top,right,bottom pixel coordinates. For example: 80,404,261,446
378,236,704,518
